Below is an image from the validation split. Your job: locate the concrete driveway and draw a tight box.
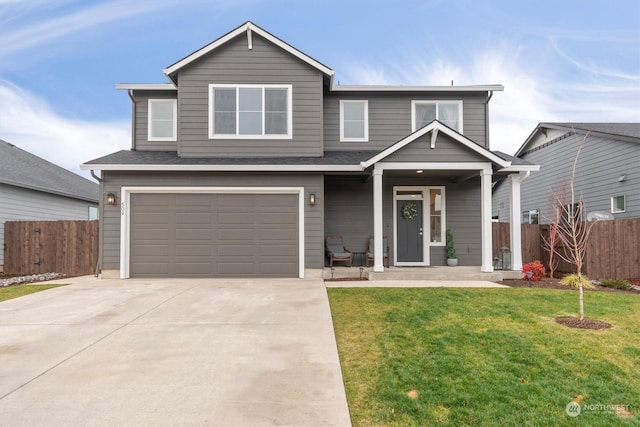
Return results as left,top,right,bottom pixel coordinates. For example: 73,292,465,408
0,277,351,426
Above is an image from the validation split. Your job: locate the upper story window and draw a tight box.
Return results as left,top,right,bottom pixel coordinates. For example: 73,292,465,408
209,84,292,139
411,100,463,133
340,100,369,142
148,99,177,141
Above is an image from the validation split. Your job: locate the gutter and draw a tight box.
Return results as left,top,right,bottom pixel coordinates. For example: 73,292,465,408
485,90,493,149
128,90,136,150
89,170,103,278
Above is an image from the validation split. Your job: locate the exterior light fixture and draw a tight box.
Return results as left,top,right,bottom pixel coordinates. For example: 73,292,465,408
416,170,424,174
309,193,316,206
618,174,626,182
106,192,117,205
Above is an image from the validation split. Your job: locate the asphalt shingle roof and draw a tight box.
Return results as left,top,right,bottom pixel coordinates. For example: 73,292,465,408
84,150,382,166
492,151,537,166
0,140,98,202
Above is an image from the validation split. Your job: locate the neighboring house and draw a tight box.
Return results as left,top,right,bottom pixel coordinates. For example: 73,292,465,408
493,123,639,224
82,21,535,279
0,140,99,272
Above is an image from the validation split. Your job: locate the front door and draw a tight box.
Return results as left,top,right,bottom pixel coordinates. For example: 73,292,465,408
396,198,424,263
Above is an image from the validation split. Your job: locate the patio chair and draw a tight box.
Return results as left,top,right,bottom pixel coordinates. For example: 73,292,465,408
325,236,353,267
366,236,389,267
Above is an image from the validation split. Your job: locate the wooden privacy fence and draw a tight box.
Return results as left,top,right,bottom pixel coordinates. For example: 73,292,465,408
4,220,98,277
493,219,640,279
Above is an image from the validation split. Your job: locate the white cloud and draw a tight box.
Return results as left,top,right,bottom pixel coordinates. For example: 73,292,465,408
0,80,129,178
339,40,640,155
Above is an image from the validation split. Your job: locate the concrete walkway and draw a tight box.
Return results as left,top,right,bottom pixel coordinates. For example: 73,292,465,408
0,276,351,427
326,280,509,288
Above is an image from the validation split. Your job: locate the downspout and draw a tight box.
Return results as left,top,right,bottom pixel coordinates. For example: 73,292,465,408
485,90,493,149
128,89,136,150
90,170,103,277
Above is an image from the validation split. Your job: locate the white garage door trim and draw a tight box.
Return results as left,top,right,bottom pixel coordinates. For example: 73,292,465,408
120,186,305,279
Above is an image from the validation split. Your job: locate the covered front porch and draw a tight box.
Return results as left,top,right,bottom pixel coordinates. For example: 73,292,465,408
322,121,537,276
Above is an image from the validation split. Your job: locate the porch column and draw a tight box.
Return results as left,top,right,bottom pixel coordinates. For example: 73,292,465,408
509,173,523,270
373,166,384,272
480,168,494,272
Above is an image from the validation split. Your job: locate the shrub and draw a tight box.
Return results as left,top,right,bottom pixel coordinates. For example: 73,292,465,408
522,261,546,281
560,274,594,289
599,279,631,290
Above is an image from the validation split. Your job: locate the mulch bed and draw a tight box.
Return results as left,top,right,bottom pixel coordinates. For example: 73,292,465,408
499,277,640,294
555,316,612,330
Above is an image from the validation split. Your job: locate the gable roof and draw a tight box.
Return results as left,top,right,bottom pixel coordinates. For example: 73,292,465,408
163,21,334,83
516,122,640,157
0,140,98,202
360,120,510,169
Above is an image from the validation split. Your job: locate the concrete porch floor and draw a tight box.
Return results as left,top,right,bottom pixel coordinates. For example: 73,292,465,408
323,265,522,281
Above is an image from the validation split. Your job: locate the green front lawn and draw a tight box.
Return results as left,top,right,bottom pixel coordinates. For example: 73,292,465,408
0,284,65,302
328,288,640,426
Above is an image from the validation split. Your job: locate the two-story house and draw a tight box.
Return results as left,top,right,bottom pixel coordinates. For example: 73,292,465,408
82,21,535,279
493,122,639,224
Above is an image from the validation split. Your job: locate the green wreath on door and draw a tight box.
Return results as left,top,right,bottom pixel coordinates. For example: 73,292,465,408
401,202,418,220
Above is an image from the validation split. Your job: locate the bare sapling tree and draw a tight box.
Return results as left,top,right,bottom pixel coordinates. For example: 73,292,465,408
552,131,595,320
542,183,567,279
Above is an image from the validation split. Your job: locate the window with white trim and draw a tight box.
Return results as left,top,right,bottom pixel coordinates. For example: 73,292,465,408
411,100,463,132
340,100,369,142
209,84,292,138
148,99,177,141
522,209,539,224
611,195,626,213
429,188,445,243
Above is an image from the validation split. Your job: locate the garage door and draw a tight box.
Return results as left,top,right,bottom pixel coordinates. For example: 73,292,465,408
129,193,299,278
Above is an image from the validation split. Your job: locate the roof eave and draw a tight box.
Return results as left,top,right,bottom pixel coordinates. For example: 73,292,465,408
0,178,98,203
115,83,177,91
331,84,504,92
497,165,541,173
80,163,363,172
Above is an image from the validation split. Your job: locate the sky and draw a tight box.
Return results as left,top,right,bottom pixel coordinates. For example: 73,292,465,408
0,0,639,179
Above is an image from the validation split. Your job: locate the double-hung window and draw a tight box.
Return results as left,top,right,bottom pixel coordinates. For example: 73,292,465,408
411,100,463,132
209,84,292,138
148,99,177,141
340,100,369,142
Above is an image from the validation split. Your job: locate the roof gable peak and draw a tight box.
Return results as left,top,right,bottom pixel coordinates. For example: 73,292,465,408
163,21,334,83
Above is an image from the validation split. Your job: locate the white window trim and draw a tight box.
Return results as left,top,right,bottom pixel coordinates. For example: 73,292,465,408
340,100,369,142
208,84,293,139
522,209,540,224
611,195,626,213
119,186,305,279
411,100,463,133
147,99,177,141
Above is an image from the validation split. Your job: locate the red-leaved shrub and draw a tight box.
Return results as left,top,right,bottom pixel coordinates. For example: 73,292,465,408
522,261,546,281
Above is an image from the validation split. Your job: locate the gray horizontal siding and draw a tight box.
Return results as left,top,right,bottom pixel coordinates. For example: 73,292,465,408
177,33,323,158
493,133,640,223
325,175,482,266
132,91,178,151
384,133,488,163
323,92,487,151
0,183,98,265
100,172,323,272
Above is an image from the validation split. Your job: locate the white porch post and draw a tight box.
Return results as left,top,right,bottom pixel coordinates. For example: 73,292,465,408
480,168,494,272
373,166,384,272
509,173,523,271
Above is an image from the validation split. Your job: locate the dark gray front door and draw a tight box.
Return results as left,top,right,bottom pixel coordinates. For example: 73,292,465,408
396,200,423,262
